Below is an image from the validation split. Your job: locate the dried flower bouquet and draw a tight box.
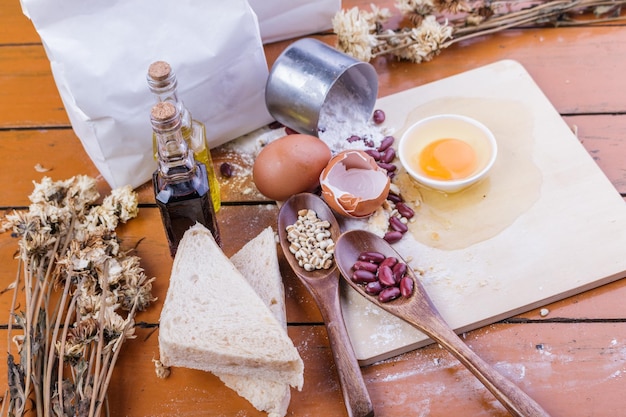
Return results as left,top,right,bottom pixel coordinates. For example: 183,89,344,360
333,0,626,63
1,176,155,417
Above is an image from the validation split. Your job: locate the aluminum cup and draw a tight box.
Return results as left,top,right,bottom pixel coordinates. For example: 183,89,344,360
265,38,379,136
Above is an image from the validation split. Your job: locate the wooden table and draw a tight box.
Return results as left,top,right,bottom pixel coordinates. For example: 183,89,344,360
3,1,626,416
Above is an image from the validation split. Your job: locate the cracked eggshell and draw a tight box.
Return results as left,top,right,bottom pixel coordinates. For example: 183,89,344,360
253,134,332,201
320,150,390,218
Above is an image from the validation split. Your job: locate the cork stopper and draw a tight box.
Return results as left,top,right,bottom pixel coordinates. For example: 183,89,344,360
151,102,180,132
148,61,172,81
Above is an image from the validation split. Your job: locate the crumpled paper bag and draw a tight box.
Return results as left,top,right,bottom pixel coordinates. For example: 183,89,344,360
20,0,272,189
249,0,341,43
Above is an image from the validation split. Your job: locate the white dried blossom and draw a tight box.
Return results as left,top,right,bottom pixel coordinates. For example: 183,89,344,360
393,16,453,63
332,6,378,61
395,0,435,16
102,185,139,223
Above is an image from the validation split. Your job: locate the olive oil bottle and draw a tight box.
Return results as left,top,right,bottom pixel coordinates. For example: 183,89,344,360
151,101,220,257
147,60,221,213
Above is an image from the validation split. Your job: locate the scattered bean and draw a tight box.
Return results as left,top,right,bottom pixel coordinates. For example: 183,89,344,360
380,148,396,164
389,216,408,233
377,162,396,173
347,135,361,143
377,136,395,152
386,192,402,204
268,120,283,129
384,230,403,244
396,202,415,219
219,162,233,178
372,109,386,125
364,149,382,160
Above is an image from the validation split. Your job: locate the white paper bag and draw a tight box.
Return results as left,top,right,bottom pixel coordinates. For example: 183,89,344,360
21,0,272,189
249,0,341,43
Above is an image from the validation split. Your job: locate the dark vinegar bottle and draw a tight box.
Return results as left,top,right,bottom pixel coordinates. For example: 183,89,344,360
151,101,221,257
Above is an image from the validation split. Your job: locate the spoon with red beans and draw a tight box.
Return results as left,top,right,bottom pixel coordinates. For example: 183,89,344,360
335,230,551,417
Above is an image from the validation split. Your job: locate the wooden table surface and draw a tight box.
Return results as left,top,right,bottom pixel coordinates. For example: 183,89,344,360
3,1,626,416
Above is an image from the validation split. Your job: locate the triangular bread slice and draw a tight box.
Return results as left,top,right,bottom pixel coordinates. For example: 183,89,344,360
218,227,291,417
158,223,304,389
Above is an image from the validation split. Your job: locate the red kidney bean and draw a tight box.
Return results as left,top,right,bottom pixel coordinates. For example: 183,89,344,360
377,135,395,152
379,286,401,303
377,162,396,172
379,256,398,269
358,251,386,263
387,192,401,204
219,162,233,178
378,265,396,287
380,148,396,164
364,149,381,161
365,281,383,295
400,276,414,297
353,260,379,273
351,269,378,284
396,202,415,219
364,139,375,148
389,216,408,233
347,135,361,143
372,109,386,124
383,231,403,244
392,262,407,283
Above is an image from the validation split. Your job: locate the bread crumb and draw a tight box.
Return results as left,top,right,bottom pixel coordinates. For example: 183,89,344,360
153,358,171,379
34,163,51,172
539,308,549,317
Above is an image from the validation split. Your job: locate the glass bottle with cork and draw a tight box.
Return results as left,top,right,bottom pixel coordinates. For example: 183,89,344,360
147,60,221,213
151,101,221,257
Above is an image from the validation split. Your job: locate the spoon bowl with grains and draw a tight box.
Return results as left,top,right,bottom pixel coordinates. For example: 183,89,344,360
277,193,374,417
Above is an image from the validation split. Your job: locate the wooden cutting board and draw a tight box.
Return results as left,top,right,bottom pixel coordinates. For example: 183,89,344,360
340,59,626,365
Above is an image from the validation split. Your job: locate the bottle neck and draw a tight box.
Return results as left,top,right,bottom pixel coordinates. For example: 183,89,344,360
147,70,193,133
152,108,197,182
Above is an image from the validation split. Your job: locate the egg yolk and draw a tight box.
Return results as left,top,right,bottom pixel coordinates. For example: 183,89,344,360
417,138,477,180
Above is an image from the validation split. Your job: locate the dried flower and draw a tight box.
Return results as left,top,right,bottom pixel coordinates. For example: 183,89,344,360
2,175,153,417
334,1,626,63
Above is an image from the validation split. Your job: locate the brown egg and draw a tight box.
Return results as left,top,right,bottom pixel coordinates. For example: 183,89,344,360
320,150,390,218
253,134,332,201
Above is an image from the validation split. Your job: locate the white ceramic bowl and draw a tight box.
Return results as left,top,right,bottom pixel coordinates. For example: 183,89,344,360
398,114,497,193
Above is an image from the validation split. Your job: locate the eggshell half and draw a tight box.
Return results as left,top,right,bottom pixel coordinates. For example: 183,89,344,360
253,134,332,201
320,150,390,218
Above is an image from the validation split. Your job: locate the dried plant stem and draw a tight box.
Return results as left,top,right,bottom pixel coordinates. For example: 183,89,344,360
43,269,73,417
94,296,141,417
89,265,109,417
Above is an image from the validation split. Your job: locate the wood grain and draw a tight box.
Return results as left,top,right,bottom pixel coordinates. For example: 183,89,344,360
3,0,626,416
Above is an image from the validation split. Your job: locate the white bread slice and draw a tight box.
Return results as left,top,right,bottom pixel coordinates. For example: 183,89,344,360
218,227,291,416
158,223,304,390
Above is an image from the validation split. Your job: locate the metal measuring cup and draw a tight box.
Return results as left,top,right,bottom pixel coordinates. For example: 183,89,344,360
265,38,379,136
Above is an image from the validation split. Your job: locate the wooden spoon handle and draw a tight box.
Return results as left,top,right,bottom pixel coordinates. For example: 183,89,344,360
314,282,374,417
422,318,550,417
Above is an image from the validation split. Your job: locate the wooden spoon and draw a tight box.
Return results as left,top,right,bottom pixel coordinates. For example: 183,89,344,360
277,193,374,417
335,229,551,417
